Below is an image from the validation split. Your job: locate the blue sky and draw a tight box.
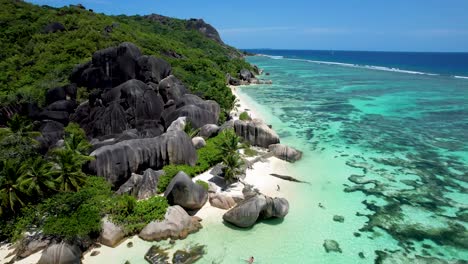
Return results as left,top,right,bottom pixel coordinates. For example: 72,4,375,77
28,0,468,52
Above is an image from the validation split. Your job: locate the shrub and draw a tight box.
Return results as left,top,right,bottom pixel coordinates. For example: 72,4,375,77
196,180,209,191
157,131,231,192
110,196,168,234
243,147,257,157
239,111,251,121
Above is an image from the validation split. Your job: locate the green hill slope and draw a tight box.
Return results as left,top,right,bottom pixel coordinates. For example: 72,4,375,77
0,0,251,112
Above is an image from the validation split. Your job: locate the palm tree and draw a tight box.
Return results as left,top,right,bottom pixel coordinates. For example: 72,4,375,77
19,157,57,197
222,153,244,183
64,132,92,155
52,149,92,192
220,129,240,156
0,160,28,215
0,114,40,160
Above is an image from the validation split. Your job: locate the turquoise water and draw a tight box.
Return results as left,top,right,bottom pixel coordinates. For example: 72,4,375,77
100,55,468,263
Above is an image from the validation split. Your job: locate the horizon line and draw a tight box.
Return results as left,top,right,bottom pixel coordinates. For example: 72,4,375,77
239,48,468,54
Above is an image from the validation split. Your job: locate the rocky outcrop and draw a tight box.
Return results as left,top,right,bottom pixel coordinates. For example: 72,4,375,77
239,69,254,81
136,55,172,84
167,116,186,132
89,131,197,187
164,104,218,129
45,84,77,105
233,119,280,148
323,240,342,253
116,169,164,199
199,124,219,139
36,120,64,151
37,242,81,264
164,172,208,210
99,218,125,248
158,75,188,103
139,205,202,241
186,18,223,44
43,22,65,33
192,136,206,149
268,144,302,162
209,193,236,210
222,194,289,228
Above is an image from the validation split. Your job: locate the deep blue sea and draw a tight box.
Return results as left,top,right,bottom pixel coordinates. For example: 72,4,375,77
245,49,468,78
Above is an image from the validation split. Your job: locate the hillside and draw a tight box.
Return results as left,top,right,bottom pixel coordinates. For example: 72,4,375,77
0,0,251,112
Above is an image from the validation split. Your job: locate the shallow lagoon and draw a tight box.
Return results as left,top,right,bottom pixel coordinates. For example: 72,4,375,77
93,55,467,263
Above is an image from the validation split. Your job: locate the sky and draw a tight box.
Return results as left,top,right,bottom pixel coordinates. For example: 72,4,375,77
28,0,468,52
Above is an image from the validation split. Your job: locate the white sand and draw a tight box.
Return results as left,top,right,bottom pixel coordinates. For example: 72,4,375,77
0,243,42,264
229,85,262,120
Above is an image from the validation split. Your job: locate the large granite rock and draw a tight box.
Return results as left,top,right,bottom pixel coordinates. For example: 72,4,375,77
222,194,289,228
46,100,77,113
164,104,219,130
239,69,254,81
176,94,220,120
166,116,186,132
139,205,202,241
37,242,81,264
45,84,77,105
89,131,197,187
268,144,303,162
102,79,165,129
158,75,188,103
186,18,223,44
164,172,208,210
136,55,172,84
233,119,280,148
116,169,164,200
36,120,64,151
99,218,125,248
209,193,236,210
199,124,219,139
38,110,70,125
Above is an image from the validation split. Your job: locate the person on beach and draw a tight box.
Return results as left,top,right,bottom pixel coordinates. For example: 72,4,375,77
246,256,254,263
277,184,280,191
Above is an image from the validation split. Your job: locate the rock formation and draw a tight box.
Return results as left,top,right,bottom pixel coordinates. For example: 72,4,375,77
209,193,236,210
99,218,125,248
89,131,197,187
233,119,280,148
222,193,289,228
268,144,303,162
38,242,81,264
139,205,202,241
116,169,163,199
164,172,208,210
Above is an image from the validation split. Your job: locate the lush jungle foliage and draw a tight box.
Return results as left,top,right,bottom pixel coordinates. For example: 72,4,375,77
0,119,169,242
0,0,252,112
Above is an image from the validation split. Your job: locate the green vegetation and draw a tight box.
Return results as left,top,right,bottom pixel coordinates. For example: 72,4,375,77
0,0,252,112
196,180,209,191
0,114,40,161
110,195,168,234
158,131,225,192
158,129,244,191
184,121,200,138
239,111,251,121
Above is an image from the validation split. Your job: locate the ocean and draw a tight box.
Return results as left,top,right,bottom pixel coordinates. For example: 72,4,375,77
86,50,468,263
234,50,468,263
